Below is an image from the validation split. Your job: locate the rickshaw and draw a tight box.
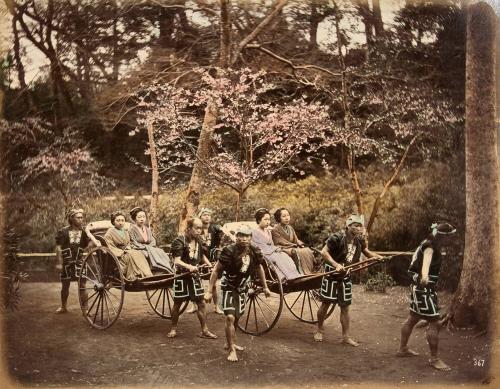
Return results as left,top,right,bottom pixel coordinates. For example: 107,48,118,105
219,222,393,336
77,220,210,330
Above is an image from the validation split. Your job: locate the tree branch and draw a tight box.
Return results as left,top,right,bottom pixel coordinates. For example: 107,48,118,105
231,0,289,66
366,134,419,233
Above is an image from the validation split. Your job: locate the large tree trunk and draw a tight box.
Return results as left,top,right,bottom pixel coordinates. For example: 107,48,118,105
147,123,160,235
178,100,218,233
355,0,373,56
308,3,319,51
372,0,384,37
451,3,498,330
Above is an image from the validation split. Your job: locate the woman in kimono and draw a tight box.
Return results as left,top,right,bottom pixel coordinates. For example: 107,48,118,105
104,211,153,281
128,207,173,273
271,208,320,274
251,208,300,282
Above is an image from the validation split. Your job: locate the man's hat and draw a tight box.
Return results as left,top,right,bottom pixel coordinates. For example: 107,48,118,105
346,214,364,227
236,225,253,236
431,223,456,237
66,208,84,220
198,208,213,217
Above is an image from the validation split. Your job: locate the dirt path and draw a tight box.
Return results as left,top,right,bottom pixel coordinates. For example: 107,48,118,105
2,283,492,388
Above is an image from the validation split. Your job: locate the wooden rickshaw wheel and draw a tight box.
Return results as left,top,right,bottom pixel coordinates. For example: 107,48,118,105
145,264,211,319
283,289,335,324
78,246,125,330
237,261,283,336
145,287,188,319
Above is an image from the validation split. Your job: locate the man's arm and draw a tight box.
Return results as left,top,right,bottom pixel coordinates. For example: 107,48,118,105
321,245,344,271
205,262,223,302
202,254,212,267
256,264,271,297
420,247,433,285
174,256,197,273
55,245,63,271
362,248,383,259
85,226,101,248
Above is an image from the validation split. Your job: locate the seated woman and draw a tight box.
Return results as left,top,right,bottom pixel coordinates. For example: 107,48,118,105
128,207,173,273
104,211,153,281
271,207,320,274
251,208,301,282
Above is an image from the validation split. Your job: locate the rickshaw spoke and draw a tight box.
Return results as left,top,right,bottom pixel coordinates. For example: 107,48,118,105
289,290,304,310
103,292,111,325
103,290,118,316
86,290,101,313
300,290,306,318
92,293,103,324
100,291,105,325
253,297,259,332
85,261,99,283
254,298,270,328
149,289,160,300
161,289,166,316
81,274,98,286
80,290,99,305
307,291,314,321
154,288,163,311
105,289,121,304
255,295,275,314
244,297,253,331
166,289,173,314
92,252,103,281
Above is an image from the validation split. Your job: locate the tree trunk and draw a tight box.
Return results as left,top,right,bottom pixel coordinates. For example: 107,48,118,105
12,16,34,111
158,7,176,48
308,3,319,51
147,123,160,235
178,100,218,233
235,190,241,222
220,0,231,67
451,3,498,330
355,0,373,56
372,0,384,37
347,150,363,215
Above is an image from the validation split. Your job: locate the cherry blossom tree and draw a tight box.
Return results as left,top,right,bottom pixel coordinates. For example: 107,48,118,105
1,118,110,206
137,68,337,220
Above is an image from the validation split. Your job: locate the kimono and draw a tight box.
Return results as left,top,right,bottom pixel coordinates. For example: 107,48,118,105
55,226,91,281
271,224,319,274
251,227,300,281
128,224,173,273
104,227,153,281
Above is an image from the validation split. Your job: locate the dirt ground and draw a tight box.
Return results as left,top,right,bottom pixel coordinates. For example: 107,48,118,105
2,282,492,388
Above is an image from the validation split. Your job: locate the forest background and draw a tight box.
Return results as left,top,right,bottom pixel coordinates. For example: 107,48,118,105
0,0,467,290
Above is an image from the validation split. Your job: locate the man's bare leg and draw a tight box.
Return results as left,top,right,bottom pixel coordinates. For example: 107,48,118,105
224,316,244,351
196,301,217,338
225,314,239,361
167,301,181,338
314,302,332,342
212,284,223,314
397,314,420,356
186,301,197,313
427,321,450,371
340,305,359,346
55,280,71,313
